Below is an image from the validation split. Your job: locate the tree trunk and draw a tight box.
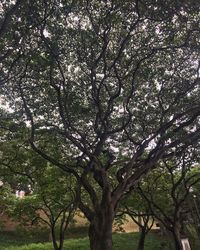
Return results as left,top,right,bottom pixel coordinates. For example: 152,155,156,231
172,225,183,250
88,221,113,250
51,226,63,250
58,236,64,250
51,227,57,249
137,229,146,250
88,201,114,250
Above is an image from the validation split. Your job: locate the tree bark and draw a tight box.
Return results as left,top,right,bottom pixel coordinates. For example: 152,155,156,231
88,201,114,250
88,221,113,250
172,224,183,250
51,226,63,250
137,229,146,250
51,226,58,250
58,236,64,250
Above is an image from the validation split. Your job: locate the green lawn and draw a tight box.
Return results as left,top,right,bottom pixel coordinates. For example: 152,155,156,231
0,232,170,250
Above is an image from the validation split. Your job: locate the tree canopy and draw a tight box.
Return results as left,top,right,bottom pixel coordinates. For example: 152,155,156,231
0,1,200,250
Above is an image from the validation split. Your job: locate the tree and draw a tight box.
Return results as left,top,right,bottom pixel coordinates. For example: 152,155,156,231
118,193,154,250
9,166,78,250
137,156,200,250
183,169,200,249
189,181,200,232
0,125,78,250
1,1,200,249
0,181,16,222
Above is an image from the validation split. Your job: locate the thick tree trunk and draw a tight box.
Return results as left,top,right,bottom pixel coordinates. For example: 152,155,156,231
89,221,113,250
137,229,146,250
88,200,114,250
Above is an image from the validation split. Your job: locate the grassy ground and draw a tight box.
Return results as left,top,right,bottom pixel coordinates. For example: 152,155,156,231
0,226,88,249
0,230,170,250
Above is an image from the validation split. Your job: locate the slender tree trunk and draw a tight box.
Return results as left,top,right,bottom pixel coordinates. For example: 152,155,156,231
172,224,183,250
137,229,146,250
58,235,64,250
51,226,61,250
50,228,65,250
172,233,183,250
58,223,65,250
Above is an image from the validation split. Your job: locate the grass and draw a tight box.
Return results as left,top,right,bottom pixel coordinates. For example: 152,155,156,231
0,226,89,249
0,231,170,250
0,229,48,248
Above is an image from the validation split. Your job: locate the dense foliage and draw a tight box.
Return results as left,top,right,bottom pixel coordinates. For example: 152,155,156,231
0,1,200,250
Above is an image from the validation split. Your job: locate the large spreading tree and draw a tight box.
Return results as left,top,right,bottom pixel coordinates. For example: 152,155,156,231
1,1,200,249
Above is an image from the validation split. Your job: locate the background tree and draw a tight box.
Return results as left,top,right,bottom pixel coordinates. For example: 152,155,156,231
0,124,79,250
0,181,16,228
9,166,78,250
190,184,200,230
183,172,200,249
137,155,200,250
118,192,155,250
1,1,200,250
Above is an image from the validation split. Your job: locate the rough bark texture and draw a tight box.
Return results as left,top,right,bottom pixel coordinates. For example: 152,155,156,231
89,222,113,250
88,200,114,250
